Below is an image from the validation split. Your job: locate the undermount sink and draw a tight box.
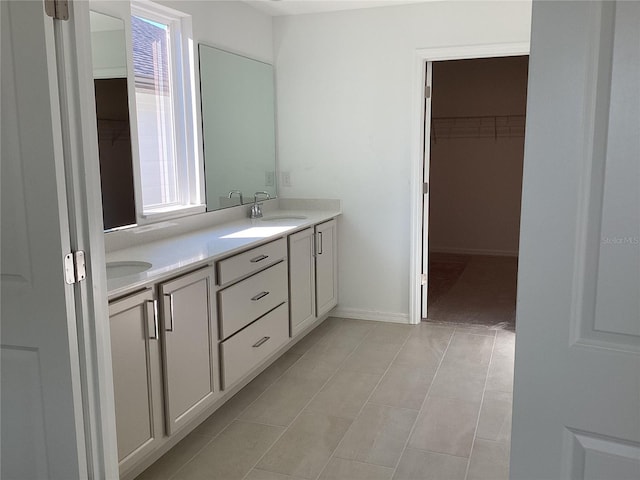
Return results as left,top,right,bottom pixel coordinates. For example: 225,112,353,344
260,215,307,222
106,261,152,279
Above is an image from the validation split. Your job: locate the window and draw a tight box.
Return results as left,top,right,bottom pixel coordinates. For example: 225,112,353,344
130,2,202,218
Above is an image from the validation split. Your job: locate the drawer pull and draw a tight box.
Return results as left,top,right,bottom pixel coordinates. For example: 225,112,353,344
164,293,175,332
250,254,269,263
146,299,159,340
252,336,271,348
251,291,270,301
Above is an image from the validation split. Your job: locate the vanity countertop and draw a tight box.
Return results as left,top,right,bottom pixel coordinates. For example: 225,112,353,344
106,208,341,299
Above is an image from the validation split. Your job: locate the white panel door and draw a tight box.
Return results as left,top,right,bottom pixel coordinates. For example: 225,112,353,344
1,1,87,478
511,2,640,479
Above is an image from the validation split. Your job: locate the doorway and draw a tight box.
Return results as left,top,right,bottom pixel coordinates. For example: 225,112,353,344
424,56,528,329
408,43,530,326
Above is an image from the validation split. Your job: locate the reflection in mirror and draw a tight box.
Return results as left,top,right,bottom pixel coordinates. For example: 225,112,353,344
90,11,136,231
199,45,277,212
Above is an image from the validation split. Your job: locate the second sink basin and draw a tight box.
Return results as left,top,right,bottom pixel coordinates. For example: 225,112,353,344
107,261,152,279
261,215,307,222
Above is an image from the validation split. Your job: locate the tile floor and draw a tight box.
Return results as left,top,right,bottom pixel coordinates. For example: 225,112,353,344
136,317,515,480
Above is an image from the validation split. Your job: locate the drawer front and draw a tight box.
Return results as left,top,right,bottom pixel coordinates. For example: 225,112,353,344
217,238,286,286
218,261,288,339
221,303,289,389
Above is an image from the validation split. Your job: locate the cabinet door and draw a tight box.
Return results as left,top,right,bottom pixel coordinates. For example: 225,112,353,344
160,267,218,434
288,227,316,336
109,288,164,473
315,219,338,317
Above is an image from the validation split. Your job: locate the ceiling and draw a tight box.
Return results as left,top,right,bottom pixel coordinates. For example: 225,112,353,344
245,0,431,17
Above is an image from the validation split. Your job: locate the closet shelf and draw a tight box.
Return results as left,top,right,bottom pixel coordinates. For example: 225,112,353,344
431,114,526,142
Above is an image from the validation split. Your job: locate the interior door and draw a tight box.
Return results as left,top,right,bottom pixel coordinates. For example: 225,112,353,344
511,2,640,479
1,1,87,478
420,62,433,319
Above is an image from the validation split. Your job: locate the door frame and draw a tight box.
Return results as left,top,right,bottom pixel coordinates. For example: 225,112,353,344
54,1,120,476
408,42,530,325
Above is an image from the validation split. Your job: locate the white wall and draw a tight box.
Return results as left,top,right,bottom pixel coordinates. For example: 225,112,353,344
158,0,273,63
274,1,532,319
429,56,528,257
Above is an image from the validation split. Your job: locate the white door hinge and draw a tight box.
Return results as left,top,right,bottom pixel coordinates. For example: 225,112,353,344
44,0,70,20
423,182,429,195
424,85,431,99
421,273,427,285
64,251,87,285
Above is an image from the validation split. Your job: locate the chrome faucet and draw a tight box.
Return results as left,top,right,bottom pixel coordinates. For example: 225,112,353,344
228,190,244,205
250,191,271,219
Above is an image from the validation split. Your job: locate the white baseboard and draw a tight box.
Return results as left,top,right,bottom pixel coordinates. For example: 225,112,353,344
330,307,410,324
430,246,519,257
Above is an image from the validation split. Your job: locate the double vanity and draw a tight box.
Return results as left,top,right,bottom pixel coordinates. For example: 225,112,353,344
105,201,340,479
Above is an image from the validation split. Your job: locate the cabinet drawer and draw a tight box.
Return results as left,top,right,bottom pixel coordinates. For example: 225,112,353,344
218,261,288,339
220,303,289,389
217,238,286,286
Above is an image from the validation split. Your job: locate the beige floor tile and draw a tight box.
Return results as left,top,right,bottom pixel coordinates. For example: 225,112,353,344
306,369,381,420
476,390,512,443
193,352,303,437
319,457,393,480
485,353,514,393
392,448,468,480
411,322,456,342
441,333,494,368
317,319,374,347
408,395,480,458
249,351,304,391
340,341,402,375
366,323,413,345
292,342,358,375
245,468,306,480
239,366,331,427
428,362,488,403
334,403,418,468
369,364,435,410
466,438,510,480
393,336,447,371
135,434,212,480
173,421,283,480
453,325,498,337
288,319,333,355
193,384,263,437
257,412,352,479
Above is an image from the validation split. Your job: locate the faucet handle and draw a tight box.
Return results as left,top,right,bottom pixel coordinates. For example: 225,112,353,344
228,190,244,205
254,191,271,202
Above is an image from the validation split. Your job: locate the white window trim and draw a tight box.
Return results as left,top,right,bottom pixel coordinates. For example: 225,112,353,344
130,0,204,224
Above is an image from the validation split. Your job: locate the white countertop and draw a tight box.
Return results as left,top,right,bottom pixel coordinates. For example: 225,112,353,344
106,208,341,298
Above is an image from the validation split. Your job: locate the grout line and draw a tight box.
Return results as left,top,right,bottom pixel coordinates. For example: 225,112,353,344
311,325,416,480
388,328,457,479
163,319,337,480
462,333,497,480
238,319,379,480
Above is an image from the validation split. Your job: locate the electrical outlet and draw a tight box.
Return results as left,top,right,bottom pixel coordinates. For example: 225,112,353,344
265,171,275,187
281,171,292,187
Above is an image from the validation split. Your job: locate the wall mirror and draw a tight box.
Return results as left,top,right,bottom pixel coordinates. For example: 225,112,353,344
199,45,277,211
90,11,137,230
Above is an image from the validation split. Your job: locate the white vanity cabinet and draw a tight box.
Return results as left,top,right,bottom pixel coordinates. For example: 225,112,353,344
289,218,338,336
315,219,338,317
108,288,164,474
159,267,218,434
107,212,340,479
217,238,289,389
